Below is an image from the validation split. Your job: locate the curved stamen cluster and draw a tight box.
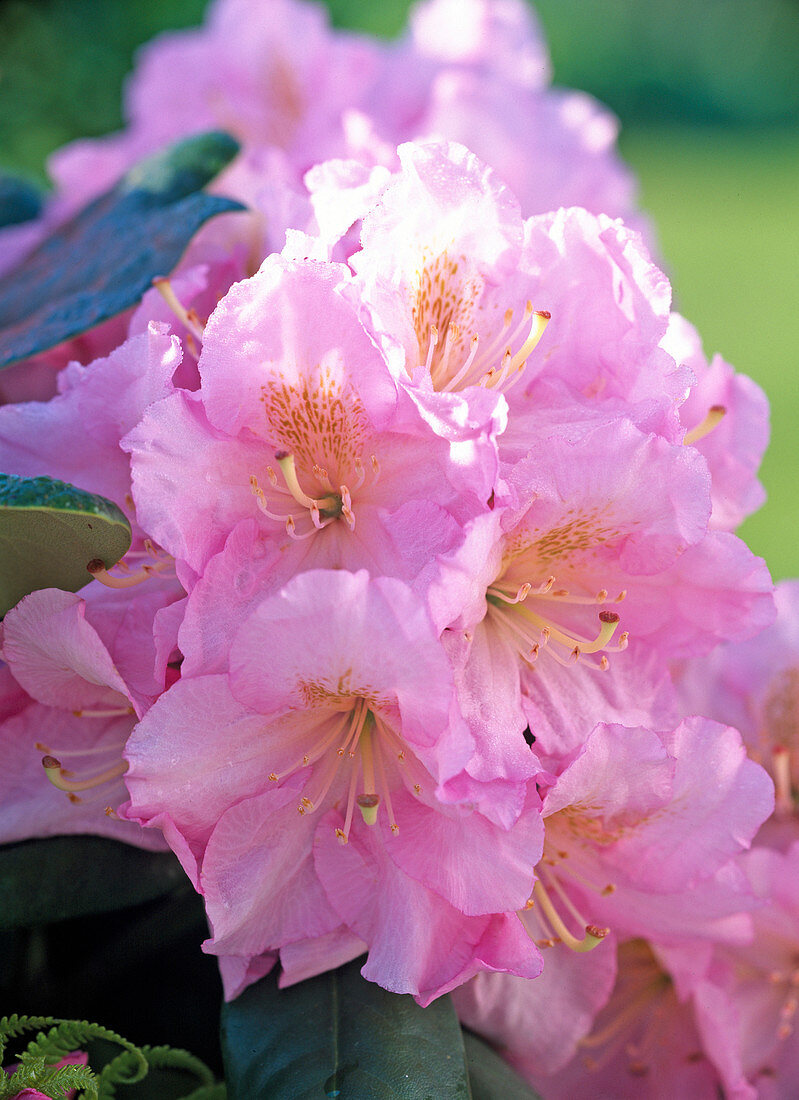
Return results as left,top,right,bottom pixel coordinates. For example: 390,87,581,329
250,449,380,540
487,574,628,671
422,304,550,394
40,740,129,804
268,697,428,843
87,540,175,589
521,836,612,953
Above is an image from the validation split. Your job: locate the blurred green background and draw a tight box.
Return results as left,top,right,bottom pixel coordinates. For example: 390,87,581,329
1,0,797,578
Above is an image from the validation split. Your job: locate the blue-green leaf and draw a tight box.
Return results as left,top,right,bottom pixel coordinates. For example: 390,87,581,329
0,473,131,616
0,175,42,228
463,1030,542,1100
0,130,244,370
0,836,184,929
220,957,472,1100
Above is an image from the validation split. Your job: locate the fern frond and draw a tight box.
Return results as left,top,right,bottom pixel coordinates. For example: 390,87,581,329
140,1044,216,1085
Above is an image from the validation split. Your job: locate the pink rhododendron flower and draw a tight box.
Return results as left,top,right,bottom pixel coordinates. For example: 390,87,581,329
678,580,799,839
0,588,170,849
691,842,799,1097
666,312,770,532
525,718,772,952
530,939,733,1099
43,0,640,236
122,569,545,1000
124,256,497,588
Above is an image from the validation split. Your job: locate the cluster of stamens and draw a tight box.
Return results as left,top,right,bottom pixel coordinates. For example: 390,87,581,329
249,449,379,540
487,574,628,672
521,838,612,953
422,302,550,393
266,697,429,844
39,723,130,807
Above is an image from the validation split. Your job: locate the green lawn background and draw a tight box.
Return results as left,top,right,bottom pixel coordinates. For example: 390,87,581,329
1,0,797,578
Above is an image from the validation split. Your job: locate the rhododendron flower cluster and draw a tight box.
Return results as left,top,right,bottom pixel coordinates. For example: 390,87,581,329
0,0,792,1095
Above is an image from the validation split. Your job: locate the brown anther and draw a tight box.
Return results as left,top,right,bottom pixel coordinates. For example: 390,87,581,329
585,924,609,940
68,793,82,804
601,884,616,896
268,772,279,782
413,784,421,794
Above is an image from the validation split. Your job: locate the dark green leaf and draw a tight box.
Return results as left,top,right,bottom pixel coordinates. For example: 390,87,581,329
0,836,184,929
0,473,131,617
0,130,244,370
0,175,42,228
221,956,472,1100
463,1030,542,1100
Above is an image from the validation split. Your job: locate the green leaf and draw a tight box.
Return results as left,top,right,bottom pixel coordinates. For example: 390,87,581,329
0,836,185,929
0,174,42,228
463,1030,542,1100
220,957,472,1100
0,473,131,617
0,130,244,370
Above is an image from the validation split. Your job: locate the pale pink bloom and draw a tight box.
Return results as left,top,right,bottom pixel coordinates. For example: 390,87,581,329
408,0,551,87
123,569,545,999
677,580,799,839
524,719,772,955
0,323,180,517
531,939,735,1099
347,145,683,447
452,939,618,1076
0,588,172,850
124,257,497,587
44,0,641,237
665,312,770,532
692,842,799,1098
429,416,772,779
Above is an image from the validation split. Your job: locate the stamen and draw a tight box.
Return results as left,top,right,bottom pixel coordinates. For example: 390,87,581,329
275,452,318,509
70,706,135,718
425,325,439,373
531,880,609,953
773,746,794,816
152,276,206,342
508,309,550,373
683,404,726,446
42,754,128,794
441,334,480,392
87,559,155,588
